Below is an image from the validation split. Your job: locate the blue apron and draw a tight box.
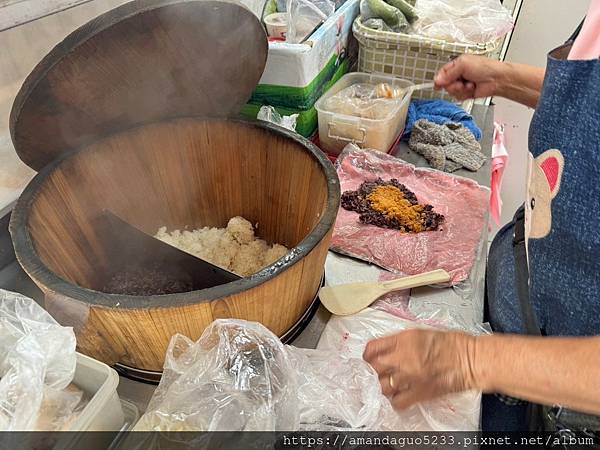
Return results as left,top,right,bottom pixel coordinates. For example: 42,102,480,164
487,44,600,337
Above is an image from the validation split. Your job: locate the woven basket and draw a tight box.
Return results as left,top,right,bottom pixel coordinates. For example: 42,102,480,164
353,17,500,102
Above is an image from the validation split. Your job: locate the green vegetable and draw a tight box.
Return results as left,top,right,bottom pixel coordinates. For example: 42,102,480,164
384,0,418,23
262,0,277,19
366,0,407,28
405,0,416,6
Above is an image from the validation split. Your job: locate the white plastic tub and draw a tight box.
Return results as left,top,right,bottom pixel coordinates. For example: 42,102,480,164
315,72,412,155
68,353,125,431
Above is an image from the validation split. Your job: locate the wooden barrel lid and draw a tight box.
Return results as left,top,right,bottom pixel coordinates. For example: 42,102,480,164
10,0,268,171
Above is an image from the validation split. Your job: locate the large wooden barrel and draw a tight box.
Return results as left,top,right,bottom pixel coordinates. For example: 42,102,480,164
7,0,340,372
10,118,339,371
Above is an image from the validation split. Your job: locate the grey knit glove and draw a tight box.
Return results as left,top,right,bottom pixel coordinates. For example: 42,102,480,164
408,119,486,172
445,142,487,171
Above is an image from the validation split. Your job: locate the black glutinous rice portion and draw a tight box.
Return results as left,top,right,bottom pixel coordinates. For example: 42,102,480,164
103,264,193,296
340,178,445,232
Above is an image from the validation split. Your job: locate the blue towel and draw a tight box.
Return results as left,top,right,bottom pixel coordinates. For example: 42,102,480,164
403,99,482,141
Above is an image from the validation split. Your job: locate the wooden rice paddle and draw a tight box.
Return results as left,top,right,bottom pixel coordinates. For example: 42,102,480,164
319,269,451,316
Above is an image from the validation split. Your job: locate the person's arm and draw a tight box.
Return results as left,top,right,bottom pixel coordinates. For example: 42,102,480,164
475,333,600,414
434,55,546,108
363,329,600,415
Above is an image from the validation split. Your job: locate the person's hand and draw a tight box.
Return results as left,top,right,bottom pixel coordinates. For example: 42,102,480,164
434,54,508,100
363,329,481,410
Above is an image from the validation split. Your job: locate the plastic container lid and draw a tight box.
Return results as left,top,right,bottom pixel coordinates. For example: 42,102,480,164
10,0,268,171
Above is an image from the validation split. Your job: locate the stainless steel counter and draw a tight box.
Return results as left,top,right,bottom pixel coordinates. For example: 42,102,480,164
0,104,493,421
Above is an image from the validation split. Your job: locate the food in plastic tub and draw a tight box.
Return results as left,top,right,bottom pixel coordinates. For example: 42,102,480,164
264,12,288,39
315,72,413,155
65,354,124,431
0,290,124,432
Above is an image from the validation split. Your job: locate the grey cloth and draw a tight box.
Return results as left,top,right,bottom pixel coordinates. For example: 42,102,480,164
408,119,486,172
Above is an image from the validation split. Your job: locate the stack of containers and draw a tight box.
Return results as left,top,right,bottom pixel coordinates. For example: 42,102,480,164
241,0,360,137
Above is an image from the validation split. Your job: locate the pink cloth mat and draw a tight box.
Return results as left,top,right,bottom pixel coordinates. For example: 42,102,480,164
331,149,489,286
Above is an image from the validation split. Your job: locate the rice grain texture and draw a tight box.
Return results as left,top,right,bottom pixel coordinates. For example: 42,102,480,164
155,217,288,277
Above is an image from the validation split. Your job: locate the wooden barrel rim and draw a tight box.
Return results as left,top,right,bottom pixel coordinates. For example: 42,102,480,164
9,117,340,309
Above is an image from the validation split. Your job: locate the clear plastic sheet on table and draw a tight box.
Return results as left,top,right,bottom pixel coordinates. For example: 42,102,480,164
0,289,86,431
257,106,299,131
134,319,422,433
412,0,513,45
286,0,335,43
325,250,490,332
318,307,486,430
331,145,489,286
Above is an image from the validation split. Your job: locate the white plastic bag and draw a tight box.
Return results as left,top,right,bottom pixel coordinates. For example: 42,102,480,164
136,319,390,431
257,106,299,131
286,0,335,43
0,289,80,430
413,0,512,44
139,321,297,431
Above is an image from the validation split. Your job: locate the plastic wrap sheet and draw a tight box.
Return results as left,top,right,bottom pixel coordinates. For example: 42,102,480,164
331,147,489,285
325,250,489,331
136,319,402,432
0,289,81,431
136,320,297,431
286,0,335,43
317,308,482,430
257,106,299,131
413,0,513,45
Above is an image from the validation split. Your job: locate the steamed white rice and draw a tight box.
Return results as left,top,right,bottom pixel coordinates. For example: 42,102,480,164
155,217,288,277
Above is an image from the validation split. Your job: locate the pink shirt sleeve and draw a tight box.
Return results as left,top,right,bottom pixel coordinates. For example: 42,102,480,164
568,0,600,60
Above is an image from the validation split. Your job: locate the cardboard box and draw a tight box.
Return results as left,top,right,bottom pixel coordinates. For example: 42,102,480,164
249,0,359,110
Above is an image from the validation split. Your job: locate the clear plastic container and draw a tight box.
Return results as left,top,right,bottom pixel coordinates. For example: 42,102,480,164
68,353,125,431
315,72,412,155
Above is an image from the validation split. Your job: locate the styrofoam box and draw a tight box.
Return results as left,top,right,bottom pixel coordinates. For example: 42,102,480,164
315,72,412,155
250,0,359,110
67,353,124,431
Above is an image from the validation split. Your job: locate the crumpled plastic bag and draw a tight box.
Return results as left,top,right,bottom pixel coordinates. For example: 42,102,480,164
257,106,299,132
135,319,396,431
286,0,335,43
331,145,489,285
362,17,396,33
0,289,80,430
317,308,483,430
412,0,512,44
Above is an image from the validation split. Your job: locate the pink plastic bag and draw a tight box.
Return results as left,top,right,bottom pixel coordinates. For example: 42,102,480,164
490,122,508,226
332,148,489,285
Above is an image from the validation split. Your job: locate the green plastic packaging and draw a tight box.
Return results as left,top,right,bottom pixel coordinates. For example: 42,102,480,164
384,0,418,23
